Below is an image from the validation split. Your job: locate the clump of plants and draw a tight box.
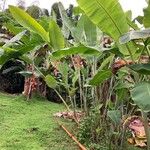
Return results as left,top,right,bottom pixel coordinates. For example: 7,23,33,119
78,106,110,150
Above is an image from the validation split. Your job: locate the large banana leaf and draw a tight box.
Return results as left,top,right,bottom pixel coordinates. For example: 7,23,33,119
52,45,101,59
49,20,65,50
4,23,29,43
58,2,88,44
58,3,78,41
77,0,137,55
84,15,97,46
0,42,42,65
77,0,129,42
143,6,150,28
9,5,49,43
4,23,25,35
74,15,85,43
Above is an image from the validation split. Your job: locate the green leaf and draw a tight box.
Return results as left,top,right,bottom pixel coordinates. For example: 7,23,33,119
107,110,121,125
68,88,77,97
0,47,19,65
29,32,44,45
4,23,25,35
73,6,83,15
19,55,33,64
89,69,112,86
128,64,150,75
119,29,150,44
143,4,150,28
125,10,132,20
52,46,101,59
84,15,97,46
0,42,40,65
58,2,78,41
115,82,133,90
72,70,79,87
57,63,69,84
131,82,150,112
74,15,85,42
49,20,65,50
77,0,129,42
127,19,139,30
135,16,143,25
125,10,138,30
98,54,114,71
18,43,40,54
77,0,138,55
3,30,26,47
9,5,49,42
116,89,128,102
45,75,57,89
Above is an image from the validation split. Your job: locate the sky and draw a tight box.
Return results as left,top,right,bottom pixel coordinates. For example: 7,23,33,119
1,0,148,18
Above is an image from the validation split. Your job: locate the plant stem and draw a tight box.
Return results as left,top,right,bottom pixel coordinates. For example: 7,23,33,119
103,76,114,117
138,45,147,63
92,56,97,106
82,71,88,113
125,43,135,63
141,110,150,150
78,69,84,110
54,89,71,112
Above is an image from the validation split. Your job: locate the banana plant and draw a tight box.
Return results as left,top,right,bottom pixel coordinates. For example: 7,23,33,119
0,6,66,102
74,0,150,148
51,3,99,112
119,7,150,149
77,0,138,57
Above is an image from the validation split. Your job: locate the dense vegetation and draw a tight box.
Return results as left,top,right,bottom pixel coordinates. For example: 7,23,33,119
1,0,150,149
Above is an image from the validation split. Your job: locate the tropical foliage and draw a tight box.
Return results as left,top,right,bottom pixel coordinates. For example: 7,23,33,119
1,0,150,149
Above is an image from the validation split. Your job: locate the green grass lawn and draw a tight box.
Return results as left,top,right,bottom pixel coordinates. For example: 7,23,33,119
0,93,78,150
